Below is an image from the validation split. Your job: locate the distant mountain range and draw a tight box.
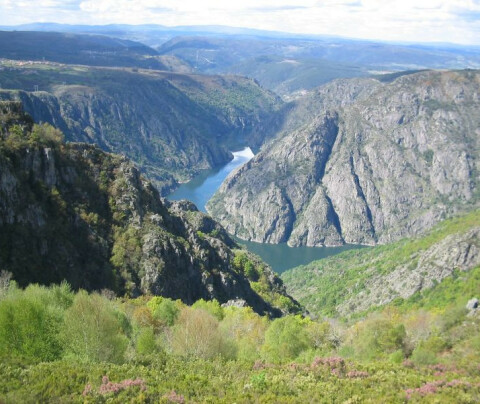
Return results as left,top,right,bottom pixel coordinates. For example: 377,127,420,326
1,25,480,96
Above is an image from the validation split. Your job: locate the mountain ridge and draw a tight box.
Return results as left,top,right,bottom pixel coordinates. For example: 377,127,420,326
0,102,300,316
207,69,480,247
0,62,282,194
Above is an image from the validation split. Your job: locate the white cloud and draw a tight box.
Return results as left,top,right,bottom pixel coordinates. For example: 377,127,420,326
0,0,479,45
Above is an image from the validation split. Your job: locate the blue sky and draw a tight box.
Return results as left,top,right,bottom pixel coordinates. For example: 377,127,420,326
1,0,480,45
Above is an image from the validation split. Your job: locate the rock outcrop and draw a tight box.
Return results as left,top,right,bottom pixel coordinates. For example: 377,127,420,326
208,70,480,246
0,105,299,316
335,227,480,315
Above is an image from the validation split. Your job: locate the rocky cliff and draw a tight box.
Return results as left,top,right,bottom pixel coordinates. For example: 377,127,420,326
0,63,282,194
0,103,299,316
207,70,480,246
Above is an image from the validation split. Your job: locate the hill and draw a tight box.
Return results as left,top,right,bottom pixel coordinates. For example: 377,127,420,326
0,62,282,193
207,70,480,246
158,36,480,95
0,102,299,316
0,30,167,69
281,210,480,318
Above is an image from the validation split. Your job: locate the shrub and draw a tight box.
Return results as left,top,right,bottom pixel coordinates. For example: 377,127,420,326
439,304,467,331
349,317,406,361
61,291,129,363
421,335,449,354
411,347,438,366
261,316,311,363
389,350,405,364
136,327,158,355
169,307,234,359
0,283,71,362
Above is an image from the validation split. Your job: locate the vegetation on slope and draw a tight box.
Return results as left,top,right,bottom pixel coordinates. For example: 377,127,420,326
2,270,480,402
282,210,480,318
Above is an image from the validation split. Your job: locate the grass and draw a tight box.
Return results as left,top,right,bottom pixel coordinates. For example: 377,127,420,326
281,210,480,318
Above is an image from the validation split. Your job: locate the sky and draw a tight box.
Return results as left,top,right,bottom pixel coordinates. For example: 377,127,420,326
1,0,480,45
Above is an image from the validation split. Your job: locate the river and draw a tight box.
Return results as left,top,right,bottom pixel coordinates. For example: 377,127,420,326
167,147,363,273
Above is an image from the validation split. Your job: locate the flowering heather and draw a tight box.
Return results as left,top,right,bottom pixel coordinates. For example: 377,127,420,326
162,390,185,403
429,364,448,372
405,380,444,399
311,357,345,369
82,375,147,395
402,359,415,368
252,360,270,370
82,383,92,396
311,357,346,377
405,379,474,400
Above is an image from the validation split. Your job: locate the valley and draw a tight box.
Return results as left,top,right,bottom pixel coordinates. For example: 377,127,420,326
1,20,480,403
0,59,282,193
167,146,364,272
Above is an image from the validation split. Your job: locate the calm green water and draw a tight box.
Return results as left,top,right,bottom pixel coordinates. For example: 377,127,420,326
168,148,254,213
167,147,364,273
233,238,363,274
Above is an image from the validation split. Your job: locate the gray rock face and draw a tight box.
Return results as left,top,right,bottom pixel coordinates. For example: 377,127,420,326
467,298,479,311
0,68,281,194
208,70,480,246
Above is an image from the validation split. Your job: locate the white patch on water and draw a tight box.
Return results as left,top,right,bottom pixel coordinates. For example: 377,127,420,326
167,146,254,213
232,147,254,160
223,147,254,180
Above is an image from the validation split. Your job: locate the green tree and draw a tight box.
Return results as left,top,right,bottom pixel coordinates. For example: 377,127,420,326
150,297,180,326
192,299,224,320
220,306,267,361
30,123,64,145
